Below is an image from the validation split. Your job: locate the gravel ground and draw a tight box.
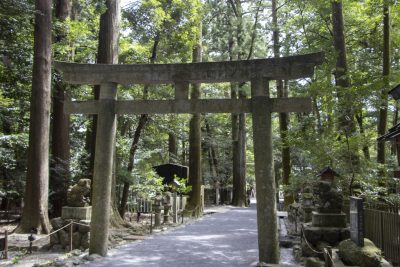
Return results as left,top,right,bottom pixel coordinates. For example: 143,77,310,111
1,203,299,267
85,203,298,267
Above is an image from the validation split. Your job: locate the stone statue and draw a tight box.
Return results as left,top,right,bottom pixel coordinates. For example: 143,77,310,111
315,180,343,213
66,179,91,207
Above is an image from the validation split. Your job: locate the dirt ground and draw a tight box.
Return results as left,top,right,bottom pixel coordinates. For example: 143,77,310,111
0,212,158,266
0,208,219,266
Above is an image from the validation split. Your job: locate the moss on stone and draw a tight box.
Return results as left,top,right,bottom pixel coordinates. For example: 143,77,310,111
338,238,392,267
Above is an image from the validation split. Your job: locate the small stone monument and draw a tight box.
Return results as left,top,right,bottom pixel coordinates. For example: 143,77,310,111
163,191,172,224
312,181,346,228
301,186,314,223
50,179,92,251
350,196,364,247
153,192,163,227
302,178,349,258
172,192,178,223
62,179,92,220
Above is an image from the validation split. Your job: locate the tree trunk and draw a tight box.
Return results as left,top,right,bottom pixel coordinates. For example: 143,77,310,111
232,89,247,207
272,0,293,208
355,112,370,160
169,133,178,163
331,0,353,129
119,114,148,217
118,35,159,218
231,84,241,205
377,0,391,168
205,120,218,183
50,0,71,218
229,0,247,207
17,0,52,234
88,0,121,181
88,1,121,254
181,139,187,165
187,24,203,217
331,0,359,171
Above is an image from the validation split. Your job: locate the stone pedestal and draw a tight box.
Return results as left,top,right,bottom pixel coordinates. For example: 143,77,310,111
163,205,171,224
312,211,346,228
303,208,313,223
172,193,178,223
61,206,92,220
49,217,91,251
154,205,162,227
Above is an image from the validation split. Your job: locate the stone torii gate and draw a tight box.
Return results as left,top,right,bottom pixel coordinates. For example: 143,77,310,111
55,52,323,264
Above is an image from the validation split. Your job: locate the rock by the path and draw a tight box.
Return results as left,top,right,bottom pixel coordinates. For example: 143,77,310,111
81,232,90,249
72,231,81,249
338,238,393,267
122,235,146,241
84,253,102,261
51,217,64,229
305,257,324,267
51,244,64,252
58,229,69,248
71,249,82,256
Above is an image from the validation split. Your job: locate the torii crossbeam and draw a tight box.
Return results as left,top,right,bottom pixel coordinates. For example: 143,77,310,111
55,52,323,264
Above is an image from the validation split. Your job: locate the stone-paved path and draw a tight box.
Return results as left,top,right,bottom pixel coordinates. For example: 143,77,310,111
86,203,297,267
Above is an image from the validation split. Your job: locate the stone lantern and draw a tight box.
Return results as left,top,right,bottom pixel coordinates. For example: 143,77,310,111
301,186,314,222
318,166,339,184
163,191,172,224
153,192,163,227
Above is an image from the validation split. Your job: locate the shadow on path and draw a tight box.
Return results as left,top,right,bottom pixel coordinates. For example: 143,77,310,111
87,203,297,266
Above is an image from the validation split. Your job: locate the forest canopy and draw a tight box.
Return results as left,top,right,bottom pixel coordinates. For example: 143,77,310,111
1,0,400,217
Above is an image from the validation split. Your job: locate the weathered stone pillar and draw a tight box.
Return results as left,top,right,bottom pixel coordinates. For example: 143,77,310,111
251,78,279,264
172,192,178,223
153,193,163,227
154,205,162,227
163,192,171,224
89,83,117,256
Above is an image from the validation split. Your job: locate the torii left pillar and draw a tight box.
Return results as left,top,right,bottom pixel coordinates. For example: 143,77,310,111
89,82,117,256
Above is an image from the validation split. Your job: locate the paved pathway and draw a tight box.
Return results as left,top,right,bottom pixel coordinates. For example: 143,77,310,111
86,204,297,267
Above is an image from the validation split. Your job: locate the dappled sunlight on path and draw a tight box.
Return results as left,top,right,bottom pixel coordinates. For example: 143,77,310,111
86,202,297,266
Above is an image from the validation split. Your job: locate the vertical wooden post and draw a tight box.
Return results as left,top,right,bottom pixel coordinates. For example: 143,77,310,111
4,230,8,259
150,212,153,234
251,78,279,264
70,223,73,251
173,192,178,223
89,83,117,256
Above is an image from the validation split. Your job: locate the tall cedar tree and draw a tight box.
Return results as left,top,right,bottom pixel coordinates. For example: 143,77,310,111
118,35,158,218
229,0,247,207
50,0,71,217
17,0,52,234
187,23,203,217
89,0,121,255
377,0,391,170
272,0,293,208
331,0,359,180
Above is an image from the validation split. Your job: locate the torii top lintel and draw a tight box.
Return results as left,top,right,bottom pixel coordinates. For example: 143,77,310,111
54,52,324,85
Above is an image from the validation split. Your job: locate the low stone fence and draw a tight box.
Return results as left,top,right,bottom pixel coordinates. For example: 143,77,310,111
49,218,90,251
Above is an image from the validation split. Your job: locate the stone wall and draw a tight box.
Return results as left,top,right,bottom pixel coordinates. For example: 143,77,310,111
49,217,90,251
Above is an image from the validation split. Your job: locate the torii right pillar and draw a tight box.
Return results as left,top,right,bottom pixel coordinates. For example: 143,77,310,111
251,77,279,264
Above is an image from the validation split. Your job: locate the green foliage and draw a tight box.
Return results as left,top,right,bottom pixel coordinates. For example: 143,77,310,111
123,0,202,62
130,166,164,199
1,0,400,211
171,175,192,194
0,133,28,198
